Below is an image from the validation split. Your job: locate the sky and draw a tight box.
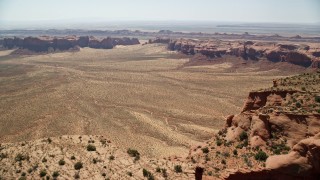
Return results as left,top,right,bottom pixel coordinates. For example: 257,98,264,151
0,0,319,23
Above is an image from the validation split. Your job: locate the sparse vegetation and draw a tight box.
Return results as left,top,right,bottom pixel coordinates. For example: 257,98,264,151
39,170,47,177
202,147,209,153
52,171,59,178
127,148,140,161
174,165,182,173
216,139,223,146
87,144,96,151
58,159,65,166
74,162,83,170
15,154,27,162
233,149,238,155
239,131,248,141
109,155,115,160
255,150,268,161
142,169,154,180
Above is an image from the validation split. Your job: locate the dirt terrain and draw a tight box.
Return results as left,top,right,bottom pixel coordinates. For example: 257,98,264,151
0,43,302,160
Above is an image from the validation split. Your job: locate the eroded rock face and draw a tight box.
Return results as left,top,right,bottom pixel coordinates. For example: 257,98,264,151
149,38,320,68
223,85,320,179
266,133,320,178
285,51,312,67
2,36,140,52
4,38,15,49
54,37,77,51
23,37,54,52
77,36,89,47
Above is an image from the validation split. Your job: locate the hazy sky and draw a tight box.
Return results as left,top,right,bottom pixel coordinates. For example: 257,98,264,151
0,0,319,23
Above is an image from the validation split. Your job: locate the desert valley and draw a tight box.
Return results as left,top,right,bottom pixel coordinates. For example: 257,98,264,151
0,0,320,180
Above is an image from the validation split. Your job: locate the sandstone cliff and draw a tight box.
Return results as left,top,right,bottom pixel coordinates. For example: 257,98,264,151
149,38,320,68
2,36,140,52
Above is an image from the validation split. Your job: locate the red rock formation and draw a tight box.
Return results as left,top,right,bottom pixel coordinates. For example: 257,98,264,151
3,36,139,52
241,91,296,112
3,38,15,49
23,37,54,52
54,37,77,51
149,38,319,68
266,133,320,179
100,37,114,49
77,36,89,47
149,38,170,44
285,51,312,67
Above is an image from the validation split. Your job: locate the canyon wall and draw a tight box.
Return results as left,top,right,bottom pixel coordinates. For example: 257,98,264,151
2,36,140,52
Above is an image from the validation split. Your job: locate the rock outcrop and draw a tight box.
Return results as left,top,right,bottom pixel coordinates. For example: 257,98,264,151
2,36,140,52
149,38,320,68
186,72,320,179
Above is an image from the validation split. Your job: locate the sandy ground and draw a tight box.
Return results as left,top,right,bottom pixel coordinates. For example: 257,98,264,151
0,44,294,158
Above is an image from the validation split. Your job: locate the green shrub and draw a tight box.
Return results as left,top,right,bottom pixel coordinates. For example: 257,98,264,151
156,167,161,172
109,155,115,160
127,148,139,157
142,169,154,180
223,152,230,158
161,168,168,178
27,168,33,174
39,170,47,177
255,151,268,161
74,173,80,179
315,96,320,103
221,159,226,164
52,171,59,178
15,154,26,162
42,158,47,163
216,139,223,146
174,165,182,173
240,131,248,141
296,102,301,108
0,153,8,159
127,148,140,161
58,159,65,166
201,147,209,153
71,155,76,160
74,162,83,170
93,158,98,164
86,144,96,151
127,172,133,177
233,149,238,155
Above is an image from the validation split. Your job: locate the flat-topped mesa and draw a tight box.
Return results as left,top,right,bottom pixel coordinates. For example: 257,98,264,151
3,36,140,52
149,38,320,68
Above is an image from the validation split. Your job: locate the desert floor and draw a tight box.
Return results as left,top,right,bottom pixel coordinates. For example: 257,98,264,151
0,44,298,158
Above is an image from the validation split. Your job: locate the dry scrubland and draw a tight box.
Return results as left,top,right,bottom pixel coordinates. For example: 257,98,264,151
0,44,298,158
